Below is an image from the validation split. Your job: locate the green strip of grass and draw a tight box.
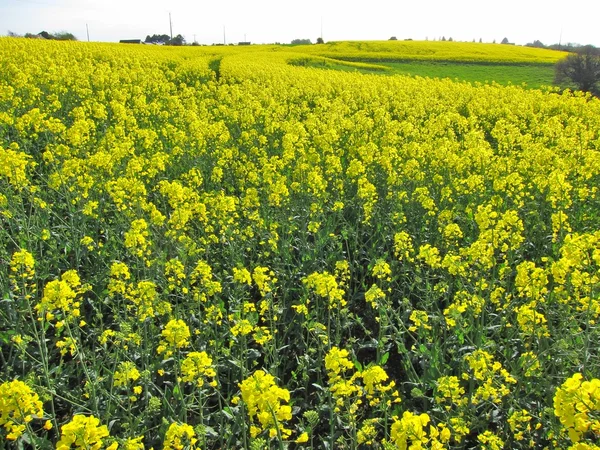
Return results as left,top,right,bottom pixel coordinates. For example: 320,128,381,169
302,59,556,89
382,61,555,89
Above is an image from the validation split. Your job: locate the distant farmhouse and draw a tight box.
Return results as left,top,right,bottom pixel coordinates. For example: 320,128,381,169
120,39,143,44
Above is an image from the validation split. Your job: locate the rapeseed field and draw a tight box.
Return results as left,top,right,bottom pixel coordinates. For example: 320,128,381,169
1,37,599,449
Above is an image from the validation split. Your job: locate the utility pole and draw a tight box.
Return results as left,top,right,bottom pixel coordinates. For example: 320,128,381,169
193,34,196,44
86,23,90,42
320,16,323,42
223,25,226,45
559,28,563,50
169,13,173,40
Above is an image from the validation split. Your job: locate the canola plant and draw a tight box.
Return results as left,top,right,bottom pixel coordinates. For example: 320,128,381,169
1,37,600,449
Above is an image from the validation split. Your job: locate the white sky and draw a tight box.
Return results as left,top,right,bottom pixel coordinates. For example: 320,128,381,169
1,0,599,47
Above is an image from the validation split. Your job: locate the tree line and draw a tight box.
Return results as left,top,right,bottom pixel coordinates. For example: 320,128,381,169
144,34,185,46
8,30,77,40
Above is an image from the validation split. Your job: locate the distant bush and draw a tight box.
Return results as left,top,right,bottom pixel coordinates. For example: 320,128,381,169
555,45,600,96
53,31,77,41
145,34,170,44
15,30,78,40
291,39,312,45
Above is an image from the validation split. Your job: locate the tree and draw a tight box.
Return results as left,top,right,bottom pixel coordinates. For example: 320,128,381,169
501,37,509,44
316,37,324,44
168,34,185,46
291,38,312,45
389,36,398,41
526,40,545,48
53,31,77,41
145,34,170,44
555,45,600,96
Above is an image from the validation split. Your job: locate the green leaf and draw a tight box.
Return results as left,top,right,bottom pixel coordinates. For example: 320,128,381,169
379,351,390,365
0,329,16,344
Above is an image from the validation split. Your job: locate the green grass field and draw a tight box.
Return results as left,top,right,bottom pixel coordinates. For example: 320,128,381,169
298,59,556,89
285,40,566,88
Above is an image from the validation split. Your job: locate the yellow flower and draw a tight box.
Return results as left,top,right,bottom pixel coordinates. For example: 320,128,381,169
389,411,431,449
238,370,293,439
291,303,309,316
554,373,600,444
324,347,354,377
303,271,346,309
56,415,110,450
230,319,254,336
113,361,141,387
365,284,385,309
252,266,277,297
394,231,415,262
36,270,89,323
181,351,217,387
9,249,35,279
124,218,151,259
372,259,391,280
408,309,432,332
435,375,467,408
233,267,252,285
123,436,144,450
163,422,198,450
418,244,442,269
478,430,504,450
295,431,309,443
0,379,44,441
157,319,191,358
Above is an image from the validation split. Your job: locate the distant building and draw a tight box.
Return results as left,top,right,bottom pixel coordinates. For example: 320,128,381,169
120,39,142,44
238,41,251,46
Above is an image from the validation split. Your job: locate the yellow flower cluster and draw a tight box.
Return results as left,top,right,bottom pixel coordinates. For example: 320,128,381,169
163,422,198,450
435,375,467,409
0,143,36,191
463,349,516,405
303,271,346,309
124,218,152,260
113,361,142,400
477,430,504,450
36,270,89,324
252,266,277,297
238,370,293,439
408,310,432,332
554,373,600,445
190,260,222,302
9,249,36,299
9,249,35,281
108,262,171,321
181,351,217,387
157,319,191,358
324,347,400,418
388,411,450,449
0,379,45,441
56,415,115,450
